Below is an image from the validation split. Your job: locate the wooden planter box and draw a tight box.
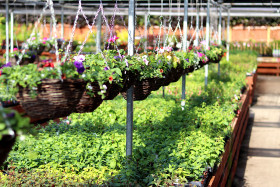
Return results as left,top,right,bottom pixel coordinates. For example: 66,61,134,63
246,73,257,105
208,87,251,187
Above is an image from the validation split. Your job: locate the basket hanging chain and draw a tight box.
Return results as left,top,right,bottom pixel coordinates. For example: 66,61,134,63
16,3,49,65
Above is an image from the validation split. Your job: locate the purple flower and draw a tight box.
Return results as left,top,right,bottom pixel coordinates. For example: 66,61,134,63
114,56,121,60
104,66,109,71
7,112,15,118
73,55,85,62
74,61,85,74
1,62,12,69
185,58,189,62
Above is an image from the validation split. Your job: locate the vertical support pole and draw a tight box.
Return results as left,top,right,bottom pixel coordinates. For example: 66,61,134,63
144,14,148,52
126,0,135,158
10,9,14,53
182,0,188,104
61,5,64,39
205,0,210,88
195,0,199,46
162,86,165,97
96,11,102,53
218,6,222,76
226,8,230,62
5,0,9,64
222,19,225,41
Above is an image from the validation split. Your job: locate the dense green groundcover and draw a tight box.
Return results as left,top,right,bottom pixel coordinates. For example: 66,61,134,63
0,50,257,186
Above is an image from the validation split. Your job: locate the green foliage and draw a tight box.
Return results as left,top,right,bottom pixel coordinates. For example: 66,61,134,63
0,108,31,140
0,51,258,185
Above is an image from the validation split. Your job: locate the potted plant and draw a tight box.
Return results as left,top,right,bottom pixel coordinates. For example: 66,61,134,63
0,107,31,167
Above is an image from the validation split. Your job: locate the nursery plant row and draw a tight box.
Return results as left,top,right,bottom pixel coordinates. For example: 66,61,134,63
0,50,257,186
0,42,225,121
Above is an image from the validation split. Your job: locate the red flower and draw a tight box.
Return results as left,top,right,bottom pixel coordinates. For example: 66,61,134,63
43,62,54,68
109,76,113,81
0,71,2,77
61,74,66,80
160,69,163,73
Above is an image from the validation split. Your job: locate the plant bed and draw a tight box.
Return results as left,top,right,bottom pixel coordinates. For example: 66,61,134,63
208,87,251,187
246,72,257,105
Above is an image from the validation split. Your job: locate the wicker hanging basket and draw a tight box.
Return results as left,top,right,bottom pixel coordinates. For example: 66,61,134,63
150,78,165,91
169,67,184,83
17,79,86,120
0,134,16,167
75,82,103,113
15,54,36,65
103,82,121,100
184,65,195,74
209,55,223,64
121,78,153,101
120,70,138,92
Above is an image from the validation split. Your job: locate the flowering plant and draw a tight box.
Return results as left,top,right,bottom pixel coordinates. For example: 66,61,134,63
0,108,31,140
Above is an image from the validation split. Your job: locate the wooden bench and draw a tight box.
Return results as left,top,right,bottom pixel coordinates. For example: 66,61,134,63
257,57,280,76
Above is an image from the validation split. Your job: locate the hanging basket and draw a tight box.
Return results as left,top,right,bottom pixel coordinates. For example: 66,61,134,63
209,55,223,64
120,70,138,92
15,54,36,65
184,65,195,74
104,82,121,100
16,79,86,120
75,82,103,113
0,134,16,167
150,78,165,91
30,45,46,55
121,78,153,101
169,67,184,83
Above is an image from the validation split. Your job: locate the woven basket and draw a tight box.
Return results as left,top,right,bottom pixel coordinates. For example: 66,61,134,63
15,55,36,65
120,70,138,92
30,45,45,55
75,82,103,113
17,79,86,120
170,67,184,83
184,65,195,74
104,82,121,100
121,79,153,101
0,134,16,167
150,78,165,91
209,55,223,64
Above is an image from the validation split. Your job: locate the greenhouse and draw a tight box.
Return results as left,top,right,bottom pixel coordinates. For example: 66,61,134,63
0,0,279,186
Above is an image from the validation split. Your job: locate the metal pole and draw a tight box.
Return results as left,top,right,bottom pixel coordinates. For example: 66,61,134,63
61,5,64,39
144,14,148,52
182,0,188,103
96,11,102,53
226,8,230,61
5,0,9,64
205,0,210,88
126,0,135,158
10,9,14,54
50,18,52,39
218,5,222,76
195,0,199,46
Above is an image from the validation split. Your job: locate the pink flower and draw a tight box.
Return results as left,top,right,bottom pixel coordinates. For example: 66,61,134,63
108,35,119,43
43,37,48,41
42,41,46,44
143,58,149,65
73,55,85,62
13,48,18,51
32,37,36,40
197,52,203,58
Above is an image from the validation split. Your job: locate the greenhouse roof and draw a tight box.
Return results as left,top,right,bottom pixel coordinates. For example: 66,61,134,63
0,0,280,17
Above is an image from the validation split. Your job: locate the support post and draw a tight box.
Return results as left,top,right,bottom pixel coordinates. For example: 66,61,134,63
144,14,148,52
195,0,199,46
5,0,9,64
205,0,210,88
126,0,135,158
10,9,13,53
182,0,188,104
218,6,222,76
96,11,102,53
61,5,64,39
226,8,230,61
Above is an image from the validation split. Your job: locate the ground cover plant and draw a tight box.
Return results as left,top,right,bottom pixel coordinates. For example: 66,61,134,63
0,50,257,186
